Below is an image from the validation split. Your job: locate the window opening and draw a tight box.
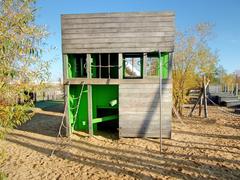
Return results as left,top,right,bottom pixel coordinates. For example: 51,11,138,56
91,53,118,79
123,53,143,79
146,52,169,79
68,54,87,78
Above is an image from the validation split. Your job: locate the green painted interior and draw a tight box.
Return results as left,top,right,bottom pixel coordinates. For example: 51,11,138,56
68,85,89,131
92,85,119,119
67,54,76,78
67,54,87,78
68,84,119,133
161,52,169,79
147,52,169,78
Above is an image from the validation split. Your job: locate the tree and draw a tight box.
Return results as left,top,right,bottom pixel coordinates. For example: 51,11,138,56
0,0,50,139
173,23,218,115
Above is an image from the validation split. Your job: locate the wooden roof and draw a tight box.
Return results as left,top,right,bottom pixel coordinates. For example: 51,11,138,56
61,12,175,53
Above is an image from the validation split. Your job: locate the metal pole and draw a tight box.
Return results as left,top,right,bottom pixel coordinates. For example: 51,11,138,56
159,51,162,153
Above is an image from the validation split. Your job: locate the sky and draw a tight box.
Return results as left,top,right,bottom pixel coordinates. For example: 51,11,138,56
35,0,240,82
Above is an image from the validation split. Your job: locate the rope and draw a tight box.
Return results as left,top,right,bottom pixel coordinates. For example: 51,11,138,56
50,81,85,156
72,81,85,129
50,102,69,156
207,97,240,118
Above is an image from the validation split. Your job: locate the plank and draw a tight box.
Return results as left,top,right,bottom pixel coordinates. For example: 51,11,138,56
62,22,174,30
120,111,172,117
119,83,172,89
119,104,172,112
63,47,174,54
119,114,170,122
62,36,175,44
62,27,175,35
119,128,171,138
119,88,171,93
62,32,175,39
62,16,174,24
62,12,174,19
63,42,174,50
119,121,171,129
119,93,170,99
65,78,172,85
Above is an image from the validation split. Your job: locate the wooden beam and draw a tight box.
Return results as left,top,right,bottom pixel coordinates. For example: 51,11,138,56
63,54,70,137
159,50,163,153
143,52,147,78
99,54,101,78
66,78,172,85
87,54,91,78
87,84,93,136
118,53,123,79
168,52,173,80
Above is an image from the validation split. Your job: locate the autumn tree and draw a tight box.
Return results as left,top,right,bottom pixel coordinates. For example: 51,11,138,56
0,0,50,139
173,23,218,114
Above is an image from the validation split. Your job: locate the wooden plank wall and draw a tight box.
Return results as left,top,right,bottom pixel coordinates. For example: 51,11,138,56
61,12,175,53
119,82,172,138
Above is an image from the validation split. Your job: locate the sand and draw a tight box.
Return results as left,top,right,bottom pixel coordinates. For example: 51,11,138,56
0,103,240,180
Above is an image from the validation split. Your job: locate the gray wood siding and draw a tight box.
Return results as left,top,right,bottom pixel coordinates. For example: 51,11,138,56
119,83,172,138
61,12,175,53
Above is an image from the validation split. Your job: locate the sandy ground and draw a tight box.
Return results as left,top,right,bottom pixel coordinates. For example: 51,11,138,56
0,102,240,180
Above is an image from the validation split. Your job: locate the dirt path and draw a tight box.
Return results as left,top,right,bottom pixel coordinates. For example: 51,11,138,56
0,103,240,180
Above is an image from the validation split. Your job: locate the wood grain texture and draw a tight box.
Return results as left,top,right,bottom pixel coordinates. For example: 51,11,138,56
61,12,175,53
65,78,172,85
119,83,172,138
61,12,175,19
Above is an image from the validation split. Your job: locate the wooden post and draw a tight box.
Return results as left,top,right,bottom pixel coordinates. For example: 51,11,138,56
189,90,203,117
87,53,93,136
63,54,70,137
159,51,162,153
118,53,123,79
168,52,173,79
87,85,93,136
99,54,101,78
143,52,147,78
108,53,110,79
203,75,208,118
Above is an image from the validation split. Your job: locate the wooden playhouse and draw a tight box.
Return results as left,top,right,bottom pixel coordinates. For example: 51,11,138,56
61,11,175,138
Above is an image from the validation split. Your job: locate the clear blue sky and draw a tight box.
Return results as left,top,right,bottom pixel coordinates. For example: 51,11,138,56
35,0,240,82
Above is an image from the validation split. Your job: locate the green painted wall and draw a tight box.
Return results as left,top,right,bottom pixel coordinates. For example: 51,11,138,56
160,52,169,79
67,54,77,78
68,84,119,133
68,85,89,131
92,85,118,119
